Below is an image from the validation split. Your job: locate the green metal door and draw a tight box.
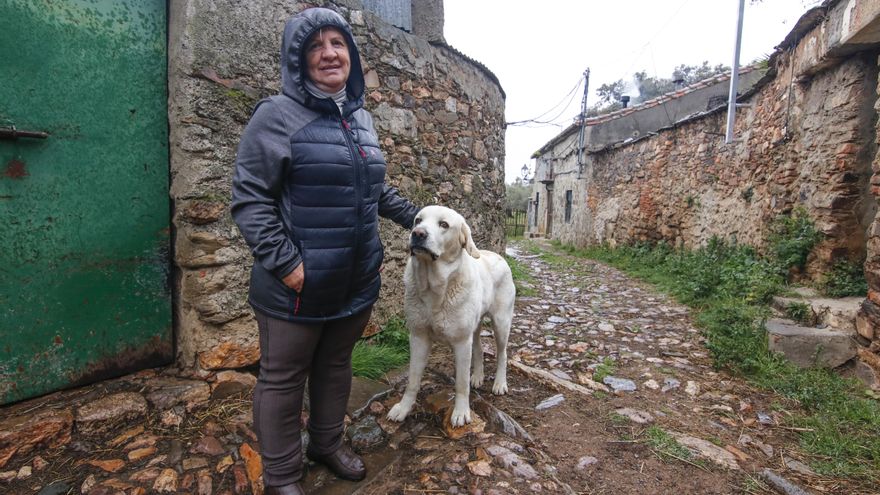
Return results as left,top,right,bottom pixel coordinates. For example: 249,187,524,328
0,0,172,404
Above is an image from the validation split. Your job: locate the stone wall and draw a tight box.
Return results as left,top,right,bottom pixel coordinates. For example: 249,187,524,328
533,32,878,279
859,58,880,344
168,0,506,371
531,0,880,350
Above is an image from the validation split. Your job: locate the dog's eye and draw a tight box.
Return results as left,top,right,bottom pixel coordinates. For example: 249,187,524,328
414,218,421,225
439,221,449,229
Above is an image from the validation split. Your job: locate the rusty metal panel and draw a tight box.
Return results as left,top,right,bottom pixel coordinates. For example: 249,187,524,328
363,0,412,31
0,0,172,404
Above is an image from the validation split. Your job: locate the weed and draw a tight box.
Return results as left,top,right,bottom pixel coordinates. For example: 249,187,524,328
369,316,409,348
767,207,821,271
351,342,408,380
608,412,629,425
351,316,409,379
644,426,693,461
819,260,867,298
785,301,812,324
505,255,537,296
592,357,616,383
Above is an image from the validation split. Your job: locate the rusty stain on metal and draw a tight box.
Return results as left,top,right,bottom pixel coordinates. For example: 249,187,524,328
53,335,62,345
4,159,28,179
68,334,172,388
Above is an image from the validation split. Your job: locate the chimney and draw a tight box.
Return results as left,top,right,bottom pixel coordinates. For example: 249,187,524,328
620,95,630,108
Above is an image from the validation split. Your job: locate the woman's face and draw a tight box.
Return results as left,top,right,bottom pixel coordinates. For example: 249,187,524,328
305,27,351,93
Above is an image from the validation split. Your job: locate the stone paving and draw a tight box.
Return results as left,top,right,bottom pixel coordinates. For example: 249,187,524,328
0,239,865,494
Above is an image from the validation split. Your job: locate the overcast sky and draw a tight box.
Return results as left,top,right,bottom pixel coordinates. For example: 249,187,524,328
442,0,820,183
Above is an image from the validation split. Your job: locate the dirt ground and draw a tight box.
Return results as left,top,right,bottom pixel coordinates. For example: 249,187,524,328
1,239,873,494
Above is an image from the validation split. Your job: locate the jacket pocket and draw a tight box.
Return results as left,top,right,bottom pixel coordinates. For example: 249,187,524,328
295,241,353,317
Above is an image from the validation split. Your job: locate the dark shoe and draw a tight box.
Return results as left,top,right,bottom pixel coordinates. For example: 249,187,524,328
307,444,366,481
265,482,305,495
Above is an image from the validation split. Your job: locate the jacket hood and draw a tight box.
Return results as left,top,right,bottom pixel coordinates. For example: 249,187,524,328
281,8,365,115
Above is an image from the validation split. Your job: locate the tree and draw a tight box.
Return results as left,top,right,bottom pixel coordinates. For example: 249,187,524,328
505,180,531,213
588,61,730,117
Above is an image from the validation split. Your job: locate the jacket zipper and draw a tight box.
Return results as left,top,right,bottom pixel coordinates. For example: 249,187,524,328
341,117,368,307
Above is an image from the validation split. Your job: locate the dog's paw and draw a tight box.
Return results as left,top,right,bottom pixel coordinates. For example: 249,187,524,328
470,372,484,388
387,402,412,422
492,380,508,395
450,406,472,427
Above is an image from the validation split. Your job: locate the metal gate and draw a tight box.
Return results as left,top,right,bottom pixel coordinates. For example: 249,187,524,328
0,0,172,404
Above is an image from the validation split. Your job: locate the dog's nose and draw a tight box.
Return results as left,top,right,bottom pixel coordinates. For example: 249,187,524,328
411,228,427,242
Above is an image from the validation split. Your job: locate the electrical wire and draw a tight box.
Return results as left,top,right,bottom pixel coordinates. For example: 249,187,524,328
506,75,584,127
588,0,694,114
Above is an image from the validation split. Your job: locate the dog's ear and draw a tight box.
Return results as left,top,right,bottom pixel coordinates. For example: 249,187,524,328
459,220,481,259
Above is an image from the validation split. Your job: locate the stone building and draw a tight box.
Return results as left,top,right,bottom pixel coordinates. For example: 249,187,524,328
171,0,507,373
0,0,505,403
529,0,880,349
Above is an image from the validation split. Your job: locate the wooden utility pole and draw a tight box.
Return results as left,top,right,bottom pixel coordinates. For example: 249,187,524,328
577,68,590,177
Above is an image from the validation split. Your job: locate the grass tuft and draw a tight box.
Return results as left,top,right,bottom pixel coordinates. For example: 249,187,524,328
592,357,616,383
351,316,409,380
644,426,693,461
505,254,537,296
785,301,813,325
819,259,868,298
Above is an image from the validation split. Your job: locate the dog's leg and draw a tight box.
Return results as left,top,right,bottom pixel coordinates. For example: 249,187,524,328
450,338,473,426
387,331,431,422
490,311,511,395
470,326,484,388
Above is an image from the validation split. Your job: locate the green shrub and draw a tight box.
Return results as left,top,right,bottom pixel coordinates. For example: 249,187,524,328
819,260,867,298
698,301,769,374
785,301,812,324
767,208,822,271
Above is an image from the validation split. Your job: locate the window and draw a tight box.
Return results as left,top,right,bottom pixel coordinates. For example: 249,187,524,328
564,190,573,223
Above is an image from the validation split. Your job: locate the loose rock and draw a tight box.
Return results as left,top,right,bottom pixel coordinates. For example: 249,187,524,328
75,393,147,436
535,394,565,410
603,376,637,392
614,408,654,424
153,468,179,493
575,456,599,470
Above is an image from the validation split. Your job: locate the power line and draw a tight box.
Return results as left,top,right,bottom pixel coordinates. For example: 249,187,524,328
506,75,584,127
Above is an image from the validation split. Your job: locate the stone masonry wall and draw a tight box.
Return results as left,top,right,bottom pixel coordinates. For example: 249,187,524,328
168,0,506,371
537,47,877,281
858,56,880,345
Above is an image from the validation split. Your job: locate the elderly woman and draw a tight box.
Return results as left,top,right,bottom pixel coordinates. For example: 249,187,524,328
231,7,418,495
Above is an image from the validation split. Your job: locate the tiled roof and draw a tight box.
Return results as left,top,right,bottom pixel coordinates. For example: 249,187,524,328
532,65,760,157
581,65,757,126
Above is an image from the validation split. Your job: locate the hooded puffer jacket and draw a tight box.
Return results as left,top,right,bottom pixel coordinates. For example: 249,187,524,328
231,7,417,322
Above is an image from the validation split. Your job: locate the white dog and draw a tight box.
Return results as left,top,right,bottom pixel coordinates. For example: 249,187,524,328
387,205,515,427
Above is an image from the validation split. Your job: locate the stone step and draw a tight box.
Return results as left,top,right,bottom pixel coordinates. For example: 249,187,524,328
770,288,862,334
766,318,858,369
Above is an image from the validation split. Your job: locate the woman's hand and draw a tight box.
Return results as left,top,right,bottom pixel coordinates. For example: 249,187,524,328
282,264,304,292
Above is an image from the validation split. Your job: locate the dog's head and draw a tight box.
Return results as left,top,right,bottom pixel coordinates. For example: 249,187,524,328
409,205,480,262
